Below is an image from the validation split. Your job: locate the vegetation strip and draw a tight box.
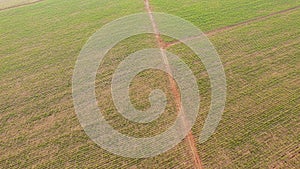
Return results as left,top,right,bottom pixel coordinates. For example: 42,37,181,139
144,0,204,168
165,5,300,48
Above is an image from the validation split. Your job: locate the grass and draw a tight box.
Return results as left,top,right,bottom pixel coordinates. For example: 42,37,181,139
0,0,299,168
194,9,300,168
151,0,300,32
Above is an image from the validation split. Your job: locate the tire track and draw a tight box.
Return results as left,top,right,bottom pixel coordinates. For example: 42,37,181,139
0,0,44,11
165,5,300,48
144,0,203,168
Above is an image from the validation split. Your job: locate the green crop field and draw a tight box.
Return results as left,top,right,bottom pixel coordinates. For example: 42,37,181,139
0,0,299,168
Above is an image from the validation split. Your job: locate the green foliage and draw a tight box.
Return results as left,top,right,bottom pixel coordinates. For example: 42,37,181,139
0,0,299,168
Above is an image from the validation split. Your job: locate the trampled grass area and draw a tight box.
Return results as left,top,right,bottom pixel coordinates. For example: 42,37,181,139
0,0,299,168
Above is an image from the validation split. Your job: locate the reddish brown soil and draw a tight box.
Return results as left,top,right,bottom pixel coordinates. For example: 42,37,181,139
144,0,204,168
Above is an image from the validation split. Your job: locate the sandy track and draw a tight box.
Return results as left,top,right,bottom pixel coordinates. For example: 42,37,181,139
144,0,204,168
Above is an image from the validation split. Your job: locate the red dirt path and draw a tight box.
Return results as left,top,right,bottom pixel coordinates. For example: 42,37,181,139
144,0,204,168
